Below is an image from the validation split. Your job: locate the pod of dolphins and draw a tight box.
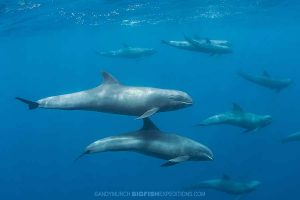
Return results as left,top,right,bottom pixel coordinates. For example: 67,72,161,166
16,34,296,199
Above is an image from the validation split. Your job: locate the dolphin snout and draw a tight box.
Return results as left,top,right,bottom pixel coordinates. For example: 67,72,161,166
264,115,272,125
249,180,261,188
287,79,293,85
169,92,193,108
204,153,214,161
183,94,193,105
200,148,214,161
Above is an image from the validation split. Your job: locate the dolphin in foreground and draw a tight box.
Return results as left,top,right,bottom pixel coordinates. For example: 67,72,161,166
16,72,193,119
185,175,261,199
162,35,232,55
95,44,156,59
196,103,272,132
282,132,300,143
239,70,292,92
76,118,213,167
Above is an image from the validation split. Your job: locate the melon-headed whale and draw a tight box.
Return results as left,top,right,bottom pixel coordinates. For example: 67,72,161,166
282,132,300,143
76,118,213,167
96,44,156,59
197,103,272,132
239,70,292,92
16,72,193,119
185,175,261,198
162,35,232,55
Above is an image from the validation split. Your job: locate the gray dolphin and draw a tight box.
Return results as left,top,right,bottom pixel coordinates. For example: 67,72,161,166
197,103,272,132
77,118,213,167
282,132,300,143
162,36,232,55
96,44,156,59
16,72,193,119
184,35,232,55
185,175,261,198
239,70,292,92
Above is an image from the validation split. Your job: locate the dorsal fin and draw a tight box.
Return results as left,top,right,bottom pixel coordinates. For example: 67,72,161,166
232,103,244,113
205,38,211,44
101,72,120,85
183,34,191,42
141,118,160,131
222,174,231,180
263,70,270,77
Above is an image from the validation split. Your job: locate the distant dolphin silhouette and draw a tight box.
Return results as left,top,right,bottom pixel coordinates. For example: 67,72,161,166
282,132,300,143
185,174,261,199
162,35,232,55
77,118,213,167
196,103,272,132
239,70,292,92
96,44,156,59
16,72,193,119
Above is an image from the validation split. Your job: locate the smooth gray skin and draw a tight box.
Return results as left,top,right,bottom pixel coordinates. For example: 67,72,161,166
198,104,272,132
239,71,292,92
162,38,232,55
78,118,213,167
96,45,157,59
16,72,193,119
185,175,261,195
282,132,300,143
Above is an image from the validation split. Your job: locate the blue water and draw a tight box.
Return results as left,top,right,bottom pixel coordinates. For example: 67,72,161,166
1,0,300,199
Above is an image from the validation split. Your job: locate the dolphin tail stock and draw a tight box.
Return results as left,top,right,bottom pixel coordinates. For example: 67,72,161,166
193,123,206,127
94,49,105,56
281,138,290,144
94,49,113,57
237,70,245,77
16,97,39,110
161,40,169,45
238,70,252,81
74,150,90,163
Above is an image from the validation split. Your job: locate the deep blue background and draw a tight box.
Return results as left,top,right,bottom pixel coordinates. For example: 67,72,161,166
1,1,300,199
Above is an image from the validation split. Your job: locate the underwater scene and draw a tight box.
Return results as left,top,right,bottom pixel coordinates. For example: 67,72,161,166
1,0,300,199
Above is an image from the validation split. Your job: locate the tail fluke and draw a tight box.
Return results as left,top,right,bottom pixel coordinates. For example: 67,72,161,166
74,152,87,163
183,34,191,41
16,97,39,110
74,150,90,163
